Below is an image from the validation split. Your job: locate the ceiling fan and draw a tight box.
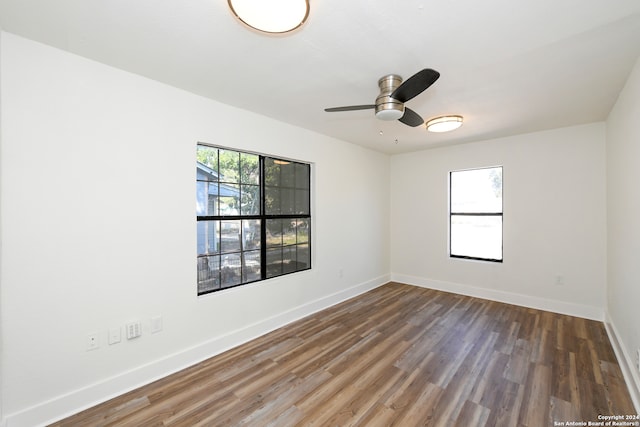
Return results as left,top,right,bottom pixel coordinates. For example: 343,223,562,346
324,68,440,127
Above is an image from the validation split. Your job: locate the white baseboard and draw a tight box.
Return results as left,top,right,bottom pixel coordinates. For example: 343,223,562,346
4,274,389,427
391,273,604,321
604,313,640,413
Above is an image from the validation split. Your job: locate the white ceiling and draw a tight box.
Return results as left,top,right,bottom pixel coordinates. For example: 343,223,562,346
1,0,640,154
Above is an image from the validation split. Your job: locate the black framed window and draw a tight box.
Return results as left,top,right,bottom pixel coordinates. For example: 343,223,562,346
197,144,311,295
449,166,503,262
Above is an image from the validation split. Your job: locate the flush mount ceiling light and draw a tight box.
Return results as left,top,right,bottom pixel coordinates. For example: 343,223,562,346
228,0,310,34
426,115,464,133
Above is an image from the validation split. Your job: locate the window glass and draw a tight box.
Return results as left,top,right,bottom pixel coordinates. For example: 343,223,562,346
243,220,261,250
297,244,311,269
266,248,283,278
198,255,220,294
295,163,310,188
197,146,219,180
219,150,240,184
297,219,310,243
451,215,503,260
450,167,502,262
266,219,283,247
196,181,218,216
197,221,219,255
220,220,241,253
451,168,502,213
221,253,242,288
240,153,260,185
242,251,261,282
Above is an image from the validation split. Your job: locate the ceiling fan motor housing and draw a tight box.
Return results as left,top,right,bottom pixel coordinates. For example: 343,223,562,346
375,74,405,120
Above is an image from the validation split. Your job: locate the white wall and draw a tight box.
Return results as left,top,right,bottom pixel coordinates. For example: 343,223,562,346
390,123,607,319
0,32,390,426
606,56,640,409
0,26,5,427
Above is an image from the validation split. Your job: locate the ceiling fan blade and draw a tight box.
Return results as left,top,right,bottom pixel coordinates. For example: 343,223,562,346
398,107,424,127
391,68,440,103
324,105,375,112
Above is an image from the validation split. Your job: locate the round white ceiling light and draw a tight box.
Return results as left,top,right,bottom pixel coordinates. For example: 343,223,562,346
426,115,463,133
228,0,310,34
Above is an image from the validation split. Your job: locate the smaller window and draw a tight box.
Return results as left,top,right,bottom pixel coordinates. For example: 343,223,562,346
449,166,503,262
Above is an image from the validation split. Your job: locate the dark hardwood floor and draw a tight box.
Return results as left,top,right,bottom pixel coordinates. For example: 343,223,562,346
51,282,637,426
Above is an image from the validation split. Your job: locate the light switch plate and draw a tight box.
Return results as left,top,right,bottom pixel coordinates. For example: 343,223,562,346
126,321,142,339
108,327,121,345
151,316,163,334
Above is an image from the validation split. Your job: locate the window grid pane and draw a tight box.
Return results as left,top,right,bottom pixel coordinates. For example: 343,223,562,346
221,253,242,288
266,247,283,278
219,150,240,185
196,146,219,181
450,215,503,261
197,255,220,294
242,250,261,283
241,184,260,215
240,153,260,185
451,167,502,213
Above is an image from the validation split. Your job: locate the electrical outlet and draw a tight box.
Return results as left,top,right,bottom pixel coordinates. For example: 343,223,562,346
86,333,99,351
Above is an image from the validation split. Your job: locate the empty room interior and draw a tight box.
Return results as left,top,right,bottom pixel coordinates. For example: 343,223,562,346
1,1,640,426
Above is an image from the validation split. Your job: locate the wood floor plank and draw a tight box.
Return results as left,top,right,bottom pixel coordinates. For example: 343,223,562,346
50,282,638,427
505,339,533,384
470,350,510,407
550,396,581,425
454,400,490,427
342,366,406,426
484,379,524,427
601,361,637,416
392,381,444,427
519,362,552,426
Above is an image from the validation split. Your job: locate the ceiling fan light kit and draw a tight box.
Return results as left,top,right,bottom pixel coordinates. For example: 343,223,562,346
426,115,464,133
227,0,310,34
